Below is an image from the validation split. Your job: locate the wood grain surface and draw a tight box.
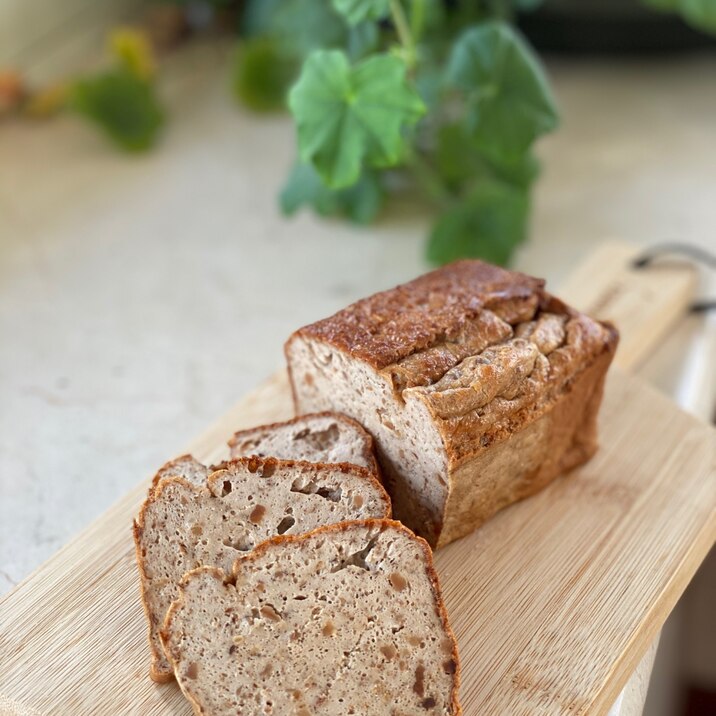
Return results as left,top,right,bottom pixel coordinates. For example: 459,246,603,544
1,244,714,716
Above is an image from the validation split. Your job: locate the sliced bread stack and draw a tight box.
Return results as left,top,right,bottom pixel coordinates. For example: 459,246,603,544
135,412,388,682
134,412,461,714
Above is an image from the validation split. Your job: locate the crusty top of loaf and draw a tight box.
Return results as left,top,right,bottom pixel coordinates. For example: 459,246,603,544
287,260,618,469
289,260,546,370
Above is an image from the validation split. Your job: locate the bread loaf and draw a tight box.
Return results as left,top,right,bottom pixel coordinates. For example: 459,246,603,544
285,260,618,547
162,520,461,715
229,412,379,478
134,456,390,681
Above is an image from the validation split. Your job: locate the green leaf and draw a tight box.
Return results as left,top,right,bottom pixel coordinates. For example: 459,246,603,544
347,20,380,60
243,0,347,56
280,162,383,224
232,37,296,111
332,0,390,26
427,180,529,265
436,123,540,193
288,50,425,188
447,21,558,158
642,0,716,34
413,51,444,109
71,68,164,151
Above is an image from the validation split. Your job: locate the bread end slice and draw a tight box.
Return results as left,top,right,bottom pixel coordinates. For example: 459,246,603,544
161,519,461,715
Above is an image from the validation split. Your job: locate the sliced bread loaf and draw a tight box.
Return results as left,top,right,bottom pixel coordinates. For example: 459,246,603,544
228,412,379,478
286,260,618,547
162,519,461,715
134,457,391,682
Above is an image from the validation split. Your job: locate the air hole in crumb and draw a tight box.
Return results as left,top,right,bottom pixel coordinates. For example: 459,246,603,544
221,480,232,496
331,537,378,573
290,479,342,503
293,424,340,451
277,516,295,534
186,662,199,679
376,409,397,432
222,534,253,551
422,697,437,709
260,461,276,478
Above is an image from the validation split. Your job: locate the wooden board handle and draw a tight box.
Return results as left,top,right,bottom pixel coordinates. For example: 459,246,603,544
557,241,698,371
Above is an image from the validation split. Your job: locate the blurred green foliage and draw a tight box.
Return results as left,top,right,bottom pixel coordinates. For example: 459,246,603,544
70,29,164,151
643,0,716,34
235,0,555,264
63,0,716,264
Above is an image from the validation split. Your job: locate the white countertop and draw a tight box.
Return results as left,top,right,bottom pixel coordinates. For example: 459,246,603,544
1,46,715,595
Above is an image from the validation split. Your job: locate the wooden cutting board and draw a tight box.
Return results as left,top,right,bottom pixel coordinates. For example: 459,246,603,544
1,244,714,716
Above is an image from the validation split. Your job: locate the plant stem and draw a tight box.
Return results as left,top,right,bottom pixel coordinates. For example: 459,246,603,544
410,0,426,43
390,0,415,66
407,149,453,209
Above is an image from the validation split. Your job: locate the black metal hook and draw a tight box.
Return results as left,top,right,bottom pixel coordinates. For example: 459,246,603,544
631,242,716,313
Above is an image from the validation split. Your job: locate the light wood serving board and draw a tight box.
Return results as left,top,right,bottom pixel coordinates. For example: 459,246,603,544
1,244,714,716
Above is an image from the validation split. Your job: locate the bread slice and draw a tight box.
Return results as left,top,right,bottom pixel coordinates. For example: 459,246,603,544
162,520,461,715
285,260,618,547
228,412,379,478
150,454,210,490
134,456,391,682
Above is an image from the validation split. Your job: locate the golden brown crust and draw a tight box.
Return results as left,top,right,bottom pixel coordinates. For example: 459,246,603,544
132,519,174,683
288,260,545,371
434,333,617,547
285,261,617,420
134,476,201,683
423,319,619,469
227,411,382,481
285,260,619,548
162,519,461,715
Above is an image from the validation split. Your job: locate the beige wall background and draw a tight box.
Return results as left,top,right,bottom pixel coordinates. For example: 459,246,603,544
0,0,142,81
